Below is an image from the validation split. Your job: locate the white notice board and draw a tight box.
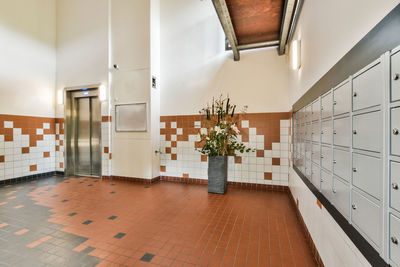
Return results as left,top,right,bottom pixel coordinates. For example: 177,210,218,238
115,103,147,132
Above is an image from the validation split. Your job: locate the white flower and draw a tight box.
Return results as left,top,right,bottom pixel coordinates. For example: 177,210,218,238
231,124,240,134
214,126,224,134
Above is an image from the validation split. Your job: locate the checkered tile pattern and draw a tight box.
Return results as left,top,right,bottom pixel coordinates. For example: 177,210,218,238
160,113,292,186
101,116,112,176
0,115,56,181
55,118,64,172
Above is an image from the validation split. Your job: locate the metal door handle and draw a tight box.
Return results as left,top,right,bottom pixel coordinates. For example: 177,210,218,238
394,73,400,81
392,236,398,245
352,168,357,173
353,130,357,135
393,128,399,135
352,204,357,210
353,92,357,97
393,183,399,190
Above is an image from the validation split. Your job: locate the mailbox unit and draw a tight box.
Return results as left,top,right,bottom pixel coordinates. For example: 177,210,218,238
293,44,400,265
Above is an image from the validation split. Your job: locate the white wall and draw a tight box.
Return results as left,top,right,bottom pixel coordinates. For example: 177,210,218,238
289,169,371,267
110,0,153,179
0,0,56,117
56,0,109,116
160,0,291,116
288,0,399,104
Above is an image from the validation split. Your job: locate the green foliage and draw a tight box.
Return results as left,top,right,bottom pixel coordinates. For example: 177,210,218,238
197,95,254,156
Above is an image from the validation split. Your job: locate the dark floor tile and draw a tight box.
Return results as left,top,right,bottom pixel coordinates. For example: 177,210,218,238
82,220,92,225
82,246,96,254
68,213,77,217
140,253,155,262
114,232,126,239
108,216,118,220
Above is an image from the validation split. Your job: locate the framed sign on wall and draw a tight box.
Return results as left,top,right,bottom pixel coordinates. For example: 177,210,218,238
115,103,147,132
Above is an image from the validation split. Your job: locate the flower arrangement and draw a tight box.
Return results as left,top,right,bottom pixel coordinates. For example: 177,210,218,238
197,95,253,156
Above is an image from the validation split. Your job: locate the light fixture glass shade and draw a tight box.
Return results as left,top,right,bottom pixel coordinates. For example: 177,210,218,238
291,40,301,70
99,84,107,101
57,90,64,105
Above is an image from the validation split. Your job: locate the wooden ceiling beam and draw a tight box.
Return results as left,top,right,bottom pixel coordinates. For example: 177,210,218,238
212,0,240,61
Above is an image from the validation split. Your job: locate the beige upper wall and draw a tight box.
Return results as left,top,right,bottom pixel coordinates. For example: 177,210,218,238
288,0,399,105
56,0,109,112
160,0,291,116
0,0,56,117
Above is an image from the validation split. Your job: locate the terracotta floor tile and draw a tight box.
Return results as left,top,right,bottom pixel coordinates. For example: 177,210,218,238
0,176,317,266
14,228,29,235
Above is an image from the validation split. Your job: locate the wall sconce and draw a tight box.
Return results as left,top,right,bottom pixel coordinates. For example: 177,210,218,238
291,40,301,70
99,84,107,101
57,90,64,105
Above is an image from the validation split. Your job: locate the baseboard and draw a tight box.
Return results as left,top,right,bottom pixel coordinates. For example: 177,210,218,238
0,171,59,186
160,176,288,192
102,175,160,184
288,188,324,267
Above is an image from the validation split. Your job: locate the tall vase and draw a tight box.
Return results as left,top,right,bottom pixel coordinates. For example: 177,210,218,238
208,155,228,194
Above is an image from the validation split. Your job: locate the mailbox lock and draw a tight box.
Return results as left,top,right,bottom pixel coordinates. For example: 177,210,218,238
321,155,324,159
353,130,357,135
352,168,357,173
333,130,337,135
333,160,337,164
393,128,399,135
393,183,399,190
333,101,337,105
392,236,398,245
333,189,337,194
321,130,324,135
394,73,400,81
352,204,357,210
353,92,357,97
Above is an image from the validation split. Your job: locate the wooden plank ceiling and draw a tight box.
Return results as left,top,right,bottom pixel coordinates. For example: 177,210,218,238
225,0,284,45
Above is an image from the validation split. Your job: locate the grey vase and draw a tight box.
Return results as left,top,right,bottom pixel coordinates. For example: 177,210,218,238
208,155,228,194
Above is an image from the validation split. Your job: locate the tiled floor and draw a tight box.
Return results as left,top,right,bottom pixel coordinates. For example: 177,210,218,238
0,176,317,267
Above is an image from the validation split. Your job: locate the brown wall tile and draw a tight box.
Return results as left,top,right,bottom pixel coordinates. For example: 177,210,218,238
256,150,264,157
30,165,37,171
201,155,208,162
104,147,109,154
160,166,166,172
22,147,30,154
264,172,272,180
0,156,4,163
43,152,50,158
102,116,112,122
234,156,242,164
272,158,280,166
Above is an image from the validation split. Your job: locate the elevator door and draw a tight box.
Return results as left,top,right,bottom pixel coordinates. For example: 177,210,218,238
72,96,101,177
